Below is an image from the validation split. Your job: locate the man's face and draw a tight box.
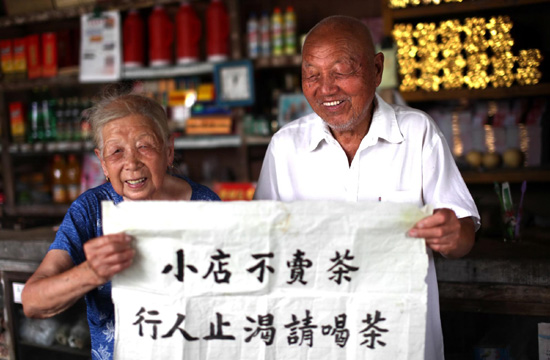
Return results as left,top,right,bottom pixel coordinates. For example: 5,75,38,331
301,33,383,132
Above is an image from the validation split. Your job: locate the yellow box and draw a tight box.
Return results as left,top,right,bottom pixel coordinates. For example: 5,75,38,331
3,0,54,15
53,0,95,9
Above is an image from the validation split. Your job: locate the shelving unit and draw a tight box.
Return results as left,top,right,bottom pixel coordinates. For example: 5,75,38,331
383,0,550,357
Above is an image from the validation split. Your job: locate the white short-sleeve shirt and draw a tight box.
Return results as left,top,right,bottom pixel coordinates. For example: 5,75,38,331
255,93,480,359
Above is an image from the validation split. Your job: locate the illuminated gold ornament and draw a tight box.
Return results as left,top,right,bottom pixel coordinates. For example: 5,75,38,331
392,15,543,91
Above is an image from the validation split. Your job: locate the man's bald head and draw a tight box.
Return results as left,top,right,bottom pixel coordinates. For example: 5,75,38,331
303,16,376,60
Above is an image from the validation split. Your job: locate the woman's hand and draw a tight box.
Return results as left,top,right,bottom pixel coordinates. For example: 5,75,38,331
407,208,475,258
83,233,136,285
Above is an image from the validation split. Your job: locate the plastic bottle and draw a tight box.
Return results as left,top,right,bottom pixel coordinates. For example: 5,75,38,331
176,1,201,64
247,12,259,59
260,11,270,57
271,7,283,56
51,154,67,204
206,0,229,62
148,5,174,67
28,89,45,143
66,154,81,202
42,98,57,141
71,97,82,141
284,6,296,55
123,9,145,68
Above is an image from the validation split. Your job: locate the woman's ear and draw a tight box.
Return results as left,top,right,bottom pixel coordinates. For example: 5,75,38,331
167,133,176,164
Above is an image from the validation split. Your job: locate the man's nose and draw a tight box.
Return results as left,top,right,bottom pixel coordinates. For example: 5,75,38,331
318,74,338,94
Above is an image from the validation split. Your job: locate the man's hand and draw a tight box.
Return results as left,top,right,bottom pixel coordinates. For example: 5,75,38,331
407,208,475,258
83,232,135,285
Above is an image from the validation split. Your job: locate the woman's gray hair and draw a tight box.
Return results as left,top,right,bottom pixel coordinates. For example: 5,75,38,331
87,84,170,156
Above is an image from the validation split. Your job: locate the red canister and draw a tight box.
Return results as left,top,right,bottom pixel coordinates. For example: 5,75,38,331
206,0,229,62
176,1,201,64
148,5,174,67
123,9,145,68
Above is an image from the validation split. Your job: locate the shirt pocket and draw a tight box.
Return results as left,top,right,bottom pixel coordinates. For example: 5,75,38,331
381,190,422,206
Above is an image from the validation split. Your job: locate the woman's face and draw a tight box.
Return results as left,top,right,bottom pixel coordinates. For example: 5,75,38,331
96,114,173,201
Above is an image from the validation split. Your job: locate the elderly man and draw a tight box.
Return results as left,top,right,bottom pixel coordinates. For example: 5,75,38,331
254,15,480,359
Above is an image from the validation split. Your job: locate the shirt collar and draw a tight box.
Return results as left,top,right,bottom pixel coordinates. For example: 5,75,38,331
306,92,404,152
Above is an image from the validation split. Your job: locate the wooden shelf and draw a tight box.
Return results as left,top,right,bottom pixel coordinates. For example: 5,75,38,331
3,204,69,218
0,0,176,28
461,168,550,184
439,282,550,316
400,83,550,103
254,55,302,69
390,0,550,20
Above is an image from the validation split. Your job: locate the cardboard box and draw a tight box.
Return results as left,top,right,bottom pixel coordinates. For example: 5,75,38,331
12,38,27,74
41,32,57,77
9,102,25,143
0,39,14,75
3,0,53,15
26,34,41,79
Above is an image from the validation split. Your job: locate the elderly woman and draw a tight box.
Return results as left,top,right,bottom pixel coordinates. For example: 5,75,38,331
21,87,220,360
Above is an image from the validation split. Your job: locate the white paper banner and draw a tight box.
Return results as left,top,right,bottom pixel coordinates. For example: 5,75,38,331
105,201,431,360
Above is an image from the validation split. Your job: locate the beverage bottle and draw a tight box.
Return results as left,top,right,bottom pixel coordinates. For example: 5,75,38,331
123,9,145,68
247,13,259,59
284,6,297,55
148,5,174,67
66,154,82,202
63,97,74,141
260,11,270,57
42,98,57,141
55,98,67,141
271,7,283,56
80,97,92,141
29,90,45,143
176,1,201,64
71,97,82,141
51,154,67,204
206,0,229,62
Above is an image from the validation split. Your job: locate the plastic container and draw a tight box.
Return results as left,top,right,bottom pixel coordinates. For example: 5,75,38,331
51,154,67,204
284,6,296,55
123,9,145,68
148,5,174,67
206,0,229,62
271,7,283,56
176,1,201,64
66,154,81,202
247,12,259,59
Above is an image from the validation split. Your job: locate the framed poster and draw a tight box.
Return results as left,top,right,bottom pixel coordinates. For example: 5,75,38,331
213,60,255,107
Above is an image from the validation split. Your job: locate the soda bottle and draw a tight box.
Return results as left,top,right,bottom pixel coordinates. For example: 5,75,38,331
80,97,92,141
260,11,270,57
284,6,297,55
71,97,82,141
176,1,201,64
206,0,229,62
66,154,81,202
148,5,174,67
42,98,57,141
55,98,67,141
247,13,259,59
271,7,283,56
123,9,145,68
29,92,45,143
51,154,67,204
